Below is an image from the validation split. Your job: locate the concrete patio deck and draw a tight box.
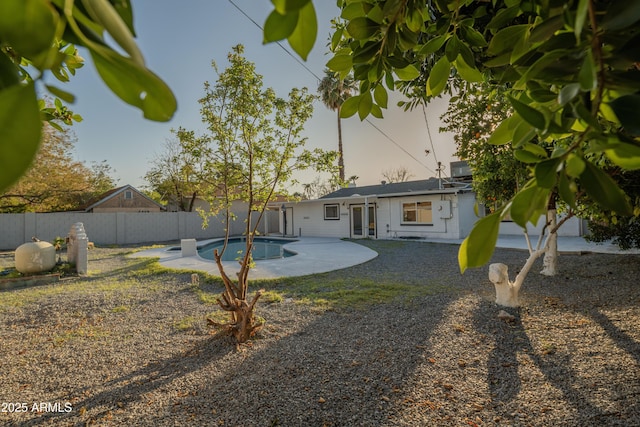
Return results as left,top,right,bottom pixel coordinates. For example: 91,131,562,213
129,237,379,279
129,235,638,280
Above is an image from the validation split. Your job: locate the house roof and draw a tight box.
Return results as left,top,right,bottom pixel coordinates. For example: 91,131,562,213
319,178,468,199
82,184,165,212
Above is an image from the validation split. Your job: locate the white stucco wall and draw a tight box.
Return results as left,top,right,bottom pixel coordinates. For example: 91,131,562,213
289,191,477,240
289,201,349,238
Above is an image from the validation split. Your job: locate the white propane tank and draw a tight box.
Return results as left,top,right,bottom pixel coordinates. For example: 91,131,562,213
15,241,56,274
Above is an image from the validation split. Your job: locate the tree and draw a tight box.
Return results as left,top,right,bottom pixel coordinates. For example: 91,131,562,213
440,83,527,208
193,45,334,343
381,166,414,183
144,129,206,212
0,0,176,194
265,0,640,306
0,123,117,212
317,69,358,182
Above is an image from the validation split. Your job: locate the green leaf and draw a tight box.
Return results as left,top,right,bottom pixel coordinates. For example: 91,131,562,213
515,149,544,163
602,0,640,31
530,15,564,43
458,211,502,273
0,0,57,57
558,83,580,106
574,0,589,39
90,48,176,121
358,91,372,121
510,185,550,228
444,35,459,62
374,84,388,108
558,173,576,209
460,26,487,47
0,51,20,90
610,94,640,136
509,96,546,130
271,0,310,14
346,17,380,39
264,10,298,42
341,2,367,20
578,51,597,92
419,35,448,55
580,161,632,215
565,154,585,177
454,57,483,83
488,114,518,145
326,54,353,72
287,1,317,61
340,95,360,118
487,25,529,57
395,64,420,81
45,84,76,103
0,82,42,193
486,5,521,30
534,158,561,189
604,142,640,170
370,103,383,119
426,56,450,97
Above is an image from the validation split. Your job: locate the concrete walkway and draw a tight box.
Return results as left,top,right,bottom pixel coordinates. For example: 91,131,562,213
420,235,640,255
130,235,637,280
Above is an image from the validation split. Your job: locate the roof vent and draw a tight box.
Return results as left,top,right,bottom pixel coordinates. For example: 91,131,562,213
381,180,387,185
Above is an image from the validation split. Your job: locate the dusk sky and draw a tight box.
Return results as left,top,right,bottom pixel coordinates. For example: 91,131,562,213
56,0,458,190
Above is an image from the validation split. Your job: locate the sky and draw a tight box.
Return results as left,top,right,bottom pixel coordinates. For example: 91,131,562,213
58,0,458,191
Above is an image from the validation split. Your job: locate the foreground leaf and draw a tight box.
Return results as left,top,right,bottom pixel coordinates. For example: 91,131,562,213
0,82,42,192
580,161,632,215
90,48,176,121
287,1,317,61
458,211,502,273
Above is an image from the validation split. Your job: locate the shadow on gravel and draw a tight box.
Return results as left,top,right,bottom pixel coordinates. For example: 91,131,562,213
479,304,609,425
20,335,237,426
144,299,454,426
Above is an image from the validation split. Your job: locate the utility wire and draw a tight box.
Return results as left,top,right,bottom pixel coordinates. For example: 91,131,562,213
422,102,439,166
228,0,436,176
227,0,322,81
365,118,437,176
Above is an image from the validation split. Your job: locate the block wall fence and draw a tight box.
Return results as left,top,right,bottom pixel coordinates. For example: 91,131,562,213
0,211,274,250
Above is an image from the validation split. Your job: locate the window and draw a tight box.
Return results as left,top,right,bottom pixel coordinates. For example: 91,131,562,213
124,190,133,200
324,204,340,220
402,201,432,224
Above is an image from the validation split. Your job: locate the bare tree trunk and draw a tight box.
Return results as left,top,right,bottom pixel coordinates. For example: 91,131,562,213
488,212,574,308
540,209,558,276
336,108,345,183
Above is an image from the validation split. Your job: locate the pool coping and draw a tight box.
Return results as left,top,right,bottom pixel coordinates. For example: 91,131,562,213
129,236,379,279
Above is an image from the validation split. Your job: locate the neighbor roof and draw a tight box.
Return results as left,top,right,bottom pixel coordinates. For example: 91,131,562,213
81,184,165,212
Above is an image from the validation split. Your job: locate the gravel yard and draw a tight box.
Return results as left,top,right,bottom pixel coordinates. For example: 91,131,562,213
0,240,638,426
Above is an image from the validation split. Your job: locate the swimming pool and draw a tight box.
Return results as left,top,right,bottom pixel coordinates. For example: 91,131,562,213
197,237,297,262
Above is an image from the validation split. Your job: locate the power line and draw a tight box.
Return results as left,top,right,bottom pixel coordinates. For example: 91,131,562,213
227,0,322,81
422,102,439,166
228,0,436,175
365,119,437,175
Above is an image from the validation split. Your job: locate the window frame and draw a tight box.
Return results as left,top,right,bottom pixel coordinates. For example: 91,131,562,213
401,201,433,225
124,190,133,200
323,203,340,220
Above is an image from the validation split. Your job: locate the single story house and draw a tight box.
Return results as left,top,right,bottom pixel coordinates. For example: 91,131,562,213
82,185,165,213
280,178,478,240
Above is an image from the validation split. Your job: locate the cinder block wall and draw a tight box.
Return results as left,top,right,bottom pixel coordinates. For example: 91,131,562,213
0,210,274,250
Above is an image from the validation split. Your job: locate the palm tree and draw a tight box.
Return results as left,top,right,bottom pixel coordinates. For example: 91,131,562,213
317,70,357,183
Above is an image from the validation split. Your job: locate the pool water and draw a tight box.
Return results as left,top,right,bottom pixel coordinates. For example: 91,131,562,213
197,237,297,261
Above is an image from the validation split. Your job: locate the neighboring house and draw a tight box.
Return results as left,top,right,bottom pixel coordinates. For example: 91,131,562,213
82,185,165,213
281,177,478,240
